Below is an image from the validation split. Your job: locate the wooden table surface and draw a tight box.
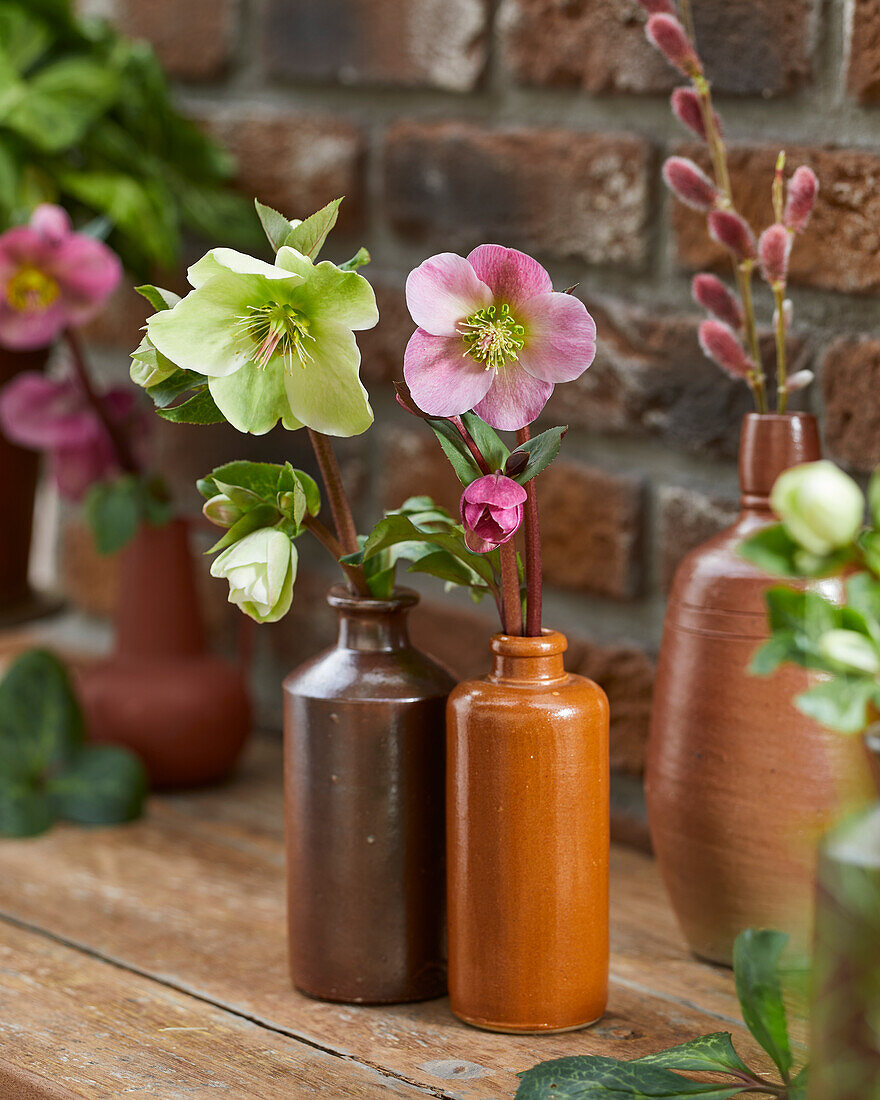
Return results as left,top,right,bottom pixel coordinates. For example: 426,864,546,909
0,735,786,1099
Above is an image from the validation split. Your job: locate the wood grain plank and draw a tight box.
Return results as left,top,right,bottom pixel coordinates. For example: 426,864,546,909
0,919,438,1099
0,738,787,1098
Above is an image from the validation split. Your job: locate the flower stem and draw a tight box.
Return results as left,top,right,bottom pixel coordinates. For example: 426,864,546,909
64,329,140,475
516,426,543,637
499,540,522,637
306,428,370,596
774,283,789,413
450,415,491,474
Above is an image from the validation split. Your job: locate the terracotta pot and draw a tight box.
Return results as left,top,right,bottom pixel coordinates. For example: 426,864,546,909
647,412,875,966
283,586,454,1004
77,518,251,788
0,346,49,619
447,630,609,1033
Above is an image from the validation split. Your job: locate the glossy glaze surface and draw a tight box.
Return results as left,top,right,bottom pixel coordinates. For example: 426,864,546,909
77,519,251,787
283,586,454,1004
647,414,874,965
447,631,610,1033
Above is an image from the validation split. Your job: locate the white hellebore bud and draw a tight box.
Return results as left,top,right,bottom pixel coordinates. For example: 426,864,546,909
770,460,865,557
210,527,296,623
818,629,880,676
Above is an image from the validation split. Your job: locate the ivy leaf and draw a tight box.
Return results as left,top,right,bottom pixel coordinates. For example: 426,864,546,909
255,198,294,253
48,745,147,826
632,1033,752,1077
157,387,225,425
283,197,342,259
794,676,878,734
733,929,793,1083
506,426,567,485
515,1055,751,1098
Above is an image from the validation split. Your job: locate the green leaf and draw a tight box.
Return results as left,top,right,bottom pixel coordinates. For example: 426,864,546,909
199,461,288,502
48,745,147,826
360,515,496,586
255,198,294,254
868,469,880,528
0,6,52,73
0,649,84,780
5,59,119,153
794,676,878,734
339,247,370,271
407,549,485,589
733,929,793,1083
858,530,880,576
460,412,509,472
157,387,225,425
739,526,804,577
0,783,53,838
788,1067,809,1099
428,419,484,486
135,284,180,312
145,369,206,409
515,1055,751,1099
632,1033,752,1077
750,634,800,677
843,572,880,646
84,476,143,556
507,426,567,485
283,197,342,259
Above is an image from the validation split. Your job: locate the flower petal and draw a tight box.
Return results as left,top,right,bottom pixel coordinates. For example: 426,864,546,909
48,235,122,322
0,373,94,448
282,318,373,437
0,299,67,350
188,248,301,288
464,473,528,507
405,253,492,336
516,292,597,383
51,438,117,502
209,361,303,435
286,255,379,331
473,364,553,431
30,204,72,244
403,328,493,417
466,245,552,309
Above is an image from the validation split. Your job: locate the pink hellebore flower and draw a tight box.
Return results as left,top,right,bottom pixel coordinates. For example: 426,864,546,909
0,372,136,500
0,204,122,351
460,473,527,554
404,245,596,431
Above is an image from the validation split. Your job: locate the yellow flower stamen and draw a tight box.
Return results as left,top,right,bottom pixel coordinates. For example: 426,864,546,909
7,266,60,313
235,303,314,372
458,303,525,370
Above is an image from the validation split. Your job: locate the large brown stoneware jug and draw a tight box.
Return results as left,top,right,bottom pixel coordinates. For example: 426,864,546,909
447,630,609,1033
283,586,454,1004
647,412,875,966
0,346,49,621
77,518,251,788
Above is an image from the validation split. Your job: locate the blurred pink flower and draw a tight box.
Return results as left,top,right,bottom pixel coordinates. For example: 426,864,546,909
0,204,122,351
404,245,596,431
460,473,527,553
692,274,744,329
0,372,136,500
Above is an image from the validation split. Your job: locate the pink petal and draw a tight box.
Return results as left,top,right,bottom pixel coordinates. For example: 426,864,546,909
0,299,67,350
464,473,527,507
464,529,499,554
466,245,552,309
0,227,54,282
403,328,493,417
516,292,597,383
0,373,97,448
473,364,553,431
51,438,117,502
30,204,72,245
49,236,122,322
405,253,492,336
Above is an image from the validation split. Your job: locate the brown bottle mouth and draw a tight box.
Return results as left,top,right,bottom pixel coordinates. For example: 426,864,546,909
490,630,568,658
326,584,419,613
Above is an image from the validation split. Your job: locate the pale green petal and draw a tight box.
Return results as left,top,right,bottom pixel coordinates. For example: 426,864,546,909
209,360,304,435
189,248,302,289
275,246,313,280
148,273,277,379
241,553,295,623
291,259,379,331
282,318,373,437
130,335,177,388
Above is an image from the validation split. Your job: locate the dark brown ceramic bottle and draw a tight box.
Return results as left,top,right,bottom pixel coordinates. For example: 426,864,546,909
647,413,874,966
283,586,455,1004
447,630,609,1033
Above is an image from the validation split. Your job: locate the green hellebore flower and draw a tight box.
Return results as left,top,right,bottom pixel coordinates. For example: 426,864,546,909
146,247,378,437
130,334,178,389
210,527,297,623
770,460,865,557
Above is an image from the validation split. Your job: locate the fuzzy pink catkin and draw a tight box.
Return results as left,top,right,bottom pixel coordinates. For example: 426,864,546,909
784,166,818,233
663,157,718,211
758,224,792,286
645,14,699,75
786,369,814,393
708,209,757,262
670,88,717,141
698,320,752,378
638,0,676,13
692,273,744,329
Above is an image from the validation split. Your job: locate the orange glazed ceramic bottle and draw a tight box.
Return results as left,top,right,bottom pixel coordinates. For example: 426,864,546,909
447,630,609,1033
647,412,875,966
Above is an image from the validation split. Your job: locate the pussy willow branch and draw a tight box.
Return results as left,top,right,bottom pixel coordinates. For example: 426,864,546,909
306,428,370,596
64,329,141,475
516,426,543,637
774,283,789,413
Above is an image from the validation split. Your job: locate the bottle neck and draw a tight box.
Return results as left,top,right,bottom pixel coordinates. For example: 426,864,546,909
489,631,568,683
739,412,821,515
330,586,417,653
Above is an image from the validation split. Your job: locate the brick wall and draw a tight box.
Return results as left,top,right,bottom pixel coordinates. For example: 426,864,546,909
74,0,880,801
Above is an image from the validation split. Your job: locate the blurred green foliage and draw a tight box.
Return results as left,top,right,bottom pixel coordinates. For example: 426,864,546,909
0,0,260,275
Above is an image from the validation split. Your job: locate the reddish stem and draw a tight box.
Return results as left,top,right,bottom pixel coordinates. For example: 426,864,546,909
516,426,543,636
307,428,370,596
450,415,491,474
499,540,522,636
64,329,140,475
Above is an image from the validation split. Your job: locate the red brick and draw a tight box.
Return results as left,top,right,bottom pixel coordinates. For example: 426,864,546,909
500,0,814,96
260,0,489,91
538,460,644,599
379,425,462,516
384,121,651,268
572,640,655,774
821,337,880,473
673,143,880,294
357,278,412,386
847,0,880,102
656,485,738,591
198,109,365,235
109,0,239,81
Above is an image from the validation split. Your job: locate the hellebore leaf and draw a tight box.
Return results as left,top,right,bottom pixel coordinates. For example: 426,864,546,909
135,284,181,312
199,460,288,502
145,368,207,409
740,525,852,579
407,549,485,590
157,387,225,425
794,676,879,734
283,197,342,259
631,1033,752,1076
48,745,147,826
429,418,484,486
506,425,567,485
460,412,509,473
733,930,793,1082
339,247,370,271
515,1055,751,1098
255,199,295,254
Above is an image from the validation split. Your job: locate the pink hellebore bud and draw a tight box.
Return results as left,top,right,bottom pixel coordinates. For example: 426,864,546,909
670,88,719,142
645,14,700,76
784,166,818,233
460,473,527,554
698,320,754,379
758,224,792,287
692,273,744,329
663,157,719,211
708,209,757,263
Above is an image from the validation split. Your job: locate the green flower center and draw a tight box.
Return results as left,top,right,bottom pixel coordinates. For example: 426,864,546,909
238,302,314,371
459,303,525,370
7,266,59,313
